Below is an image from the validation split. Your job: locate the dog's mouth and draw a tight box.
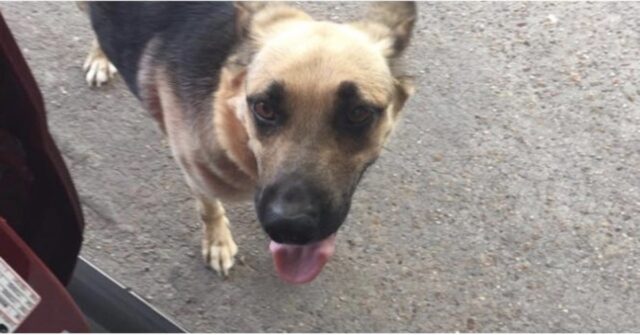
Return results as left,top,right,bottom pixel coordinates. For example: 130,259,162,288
269,233,336,284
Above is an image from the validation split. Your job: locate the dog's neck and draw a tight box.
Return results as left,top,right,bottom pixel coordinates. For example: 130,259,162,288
212,67,259,182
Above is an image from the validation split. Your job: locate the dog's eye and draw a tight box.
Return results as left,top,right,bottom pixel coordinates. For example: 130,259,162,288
346,107,374,125
252,101,276,121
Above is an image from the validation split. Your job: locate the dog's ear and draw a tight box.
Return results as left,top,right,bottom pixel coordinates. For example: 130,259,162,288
227,3,311,100
234,2,270,38
391,76,415,117
234,2,311,43
352,2,417,58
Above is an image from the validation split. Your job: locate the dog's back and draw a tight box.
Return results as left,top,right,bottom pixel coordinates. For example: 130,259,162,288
89,2,237,100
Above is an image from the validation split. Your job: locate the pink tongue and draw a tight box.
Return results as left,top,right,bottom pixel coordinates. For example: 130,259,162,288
269,234,336,284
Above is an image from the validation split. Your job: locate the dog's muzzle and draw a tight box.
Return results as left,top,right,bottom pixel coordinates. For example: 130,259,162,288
257,176,324,245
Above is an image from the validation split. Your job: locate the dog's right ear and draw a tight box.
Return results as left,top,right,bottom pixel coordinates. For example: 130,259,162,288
228,2,274,81
351,2,417,58
234,2,270,38
227,3,311,100
234,2,311,42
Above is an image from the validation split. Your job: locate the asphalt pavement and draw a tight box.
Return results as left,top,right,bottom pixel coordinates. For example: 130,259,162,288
1,2,639,332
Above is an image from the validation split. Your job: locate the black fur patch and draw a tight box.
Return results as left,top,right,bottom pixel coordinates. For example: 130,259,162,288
246,81,287,137
332,81,383,148
89,1,237,112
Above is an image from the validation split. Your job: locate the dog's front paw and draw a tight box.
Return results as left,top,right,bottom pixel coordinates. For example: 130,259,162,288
202,221,238,277
83,51,117,87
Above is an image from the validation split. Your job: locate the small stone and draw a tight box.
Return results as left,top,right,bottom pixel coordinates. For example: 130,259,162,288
467,318,476,330
622,83,635,102
570,72,582,84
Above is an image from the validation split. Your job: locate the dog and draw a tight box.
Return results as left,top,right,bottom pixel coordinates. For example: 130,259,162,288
81,1,416,284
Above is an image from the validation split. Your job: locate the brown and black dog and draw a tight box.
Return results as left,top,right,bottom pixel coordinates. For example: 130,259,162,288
81,2,416,284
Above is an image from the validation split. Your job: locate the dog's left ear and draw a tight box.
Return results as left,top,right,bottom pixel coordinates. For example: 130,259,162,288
390,75,414,117
351,2,417,58
352,2,417,116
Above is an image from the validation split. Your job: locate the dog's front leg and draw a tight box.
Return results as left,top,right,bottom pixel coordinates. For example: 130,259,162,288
197,197,238,277
83,39,118,87
78,3,118,87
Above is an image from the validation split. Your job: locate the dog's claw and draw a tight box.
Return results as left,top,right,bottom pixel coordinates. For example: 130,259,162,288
84,51,117,87
203,236,238,277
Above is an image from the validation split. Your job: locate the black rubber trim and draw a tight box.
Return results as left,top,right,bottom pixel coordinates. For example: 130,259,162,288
66,257,187,333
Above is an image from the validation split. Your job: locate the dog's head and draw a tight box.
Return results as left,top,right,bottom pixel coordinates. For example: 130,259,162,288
225,2,416,283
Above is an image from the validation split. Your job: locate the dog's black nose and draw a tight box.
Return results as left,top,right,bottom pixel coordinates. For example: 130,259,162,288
258,178,321,245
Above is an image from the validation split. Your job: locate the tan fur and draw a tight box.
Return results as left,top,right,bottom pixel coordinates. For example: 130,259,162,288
173,2,415,275
198,197,237,276
83,39,118,87
155,67,254,201
213,68,258,181
138,37,166,132
351,1,417,58
154,66,248,275
83,2,417,277
225,6,412,195
78,1,118,87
